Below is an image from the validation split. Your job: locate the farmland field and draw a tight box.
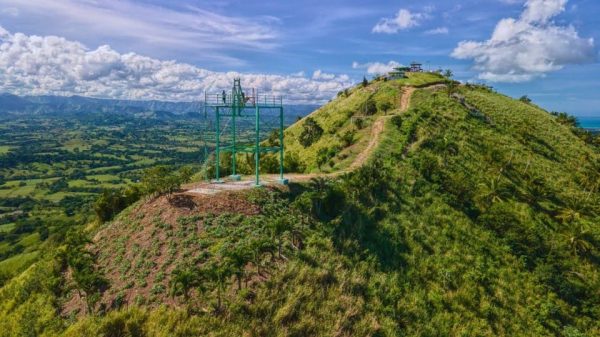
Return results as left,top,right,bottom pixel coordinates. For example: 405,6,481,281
0,114,210,279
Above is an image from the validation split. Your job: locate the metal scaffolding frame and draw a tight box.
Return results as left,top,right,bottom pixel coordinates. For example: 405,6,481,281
203,78,286,186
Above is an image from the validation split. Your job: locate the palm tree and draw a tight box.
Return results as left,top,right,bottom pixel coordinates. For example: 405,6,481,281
556,196,584,224
250,236,275,275
170,265,200,301
202,260,232,312
476,177,508,209
566,223,595,257
267,216,292,259
309,177,330,216
223,242,251,290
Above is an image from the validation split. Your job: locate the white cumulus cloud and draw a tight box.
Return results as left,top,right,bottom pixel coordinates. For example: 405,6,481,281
352,61,402,75
452,0,596,82
0,27,353,104
425,27,449,35
312,70,336,80
372,9,424,34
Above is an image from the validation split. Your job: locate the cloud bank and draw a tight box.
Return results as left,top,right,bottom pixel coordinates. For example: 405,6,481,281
0,27,352,104
452,0,596,82
0,0,279,66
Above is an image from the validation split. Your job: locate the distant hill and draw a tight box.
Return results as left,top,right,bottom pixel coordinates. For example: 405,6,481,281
0,93,318,121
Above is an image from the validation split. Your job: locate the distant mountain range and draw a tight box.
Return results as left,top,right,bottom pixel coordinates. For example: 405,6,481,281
0,93,319,121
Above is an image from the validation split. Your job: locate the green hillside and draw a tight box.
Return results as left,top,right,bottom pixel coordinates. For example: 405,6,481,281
282,72,445,172
1,77,599,337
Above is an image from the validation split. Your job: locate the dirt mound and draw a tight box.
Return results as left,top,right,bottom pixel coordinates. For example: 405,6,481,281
62,190,262,316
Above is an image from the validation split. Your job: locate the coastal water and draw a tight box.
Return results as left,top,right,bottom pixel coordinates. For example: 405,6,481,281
578,116,600,130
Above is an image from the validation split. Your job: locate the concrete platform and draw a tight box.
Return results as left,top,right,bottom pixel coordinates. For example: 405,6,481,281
186,176,289,195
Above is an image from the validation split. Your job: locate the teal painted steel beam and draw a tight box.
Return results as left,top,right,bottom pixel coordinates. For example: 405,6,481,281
232,101,237,177
255,104,260,186
215,106,222,183
279,107,284,181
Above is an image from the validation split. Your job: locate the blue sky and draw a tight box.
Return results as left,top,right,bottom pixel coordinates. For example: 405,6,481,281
0,0,598,116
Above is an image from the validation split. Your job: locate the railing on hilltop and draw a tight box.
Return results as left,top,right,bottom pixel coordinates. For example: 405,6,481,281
204,93,283,108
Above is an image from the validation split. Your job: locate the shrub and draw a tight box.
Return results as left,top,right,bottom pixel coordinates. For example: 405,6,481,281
284,151,306,173
142,165,194,198
340,130,356,147
94,185,141,222
551,111,579,127
519,95,532,104
391,115,403,128
377,101,392,114
353,118,365,130
316,148,330,169
361,97,377,116
298,117,324,147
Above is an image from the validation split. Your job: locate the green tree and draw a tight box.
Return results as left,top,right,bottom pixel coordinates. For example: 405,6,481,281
566,222,595,257
64,231,108,315
202,260,233,312
267,216,292,259
361,97,377,115
316,147,330,169
446,80,458,97
299,117,324,147
94,185,141,222
142,166,193,199
377,100,392,114
552,112,579,127
170,265,201,301
519,95,532,104
362,76,368,87
339,129,356,147
222,242,251,290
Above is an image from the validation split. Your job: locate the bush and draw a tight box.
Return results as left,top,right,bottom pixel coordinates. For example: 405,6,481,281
94,186,141,222
142,166,193,197
260,154,279,173
284,152,306,173
353,118,365,130
551,111,579,127
299,117,324,147
361,97,377,116
339,130,356,147
519,95,532,104
377,101,392,114
391,115,403,128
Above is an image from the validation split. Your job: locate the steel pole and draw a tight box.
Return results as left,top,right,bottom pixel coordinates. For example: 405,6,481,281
215,106,221,182
232,104,237,176
279,107,284,180
255,105,260,186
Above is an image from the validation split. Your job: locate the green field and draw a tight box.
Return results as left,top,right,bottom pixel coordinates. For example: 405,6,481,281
0,251,39,275
0,114,212,275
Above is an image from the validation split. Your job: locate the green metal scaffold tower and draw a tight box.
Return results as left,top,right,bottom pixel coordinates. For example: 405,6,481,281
203,78,286,186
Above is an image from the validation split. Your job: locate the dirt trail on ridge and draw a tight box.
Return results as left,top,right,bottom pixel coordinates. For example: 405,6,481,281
400,87,415,112
187,85,420,192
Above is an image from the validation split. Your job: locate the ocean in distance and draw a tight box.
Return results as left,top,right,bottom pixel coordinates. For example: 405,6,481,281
578,116,600,130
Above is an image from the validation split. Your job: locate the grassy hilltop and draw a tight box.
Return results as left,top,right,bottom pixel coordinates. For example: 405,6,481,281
1,73,599,336
282,72,444,172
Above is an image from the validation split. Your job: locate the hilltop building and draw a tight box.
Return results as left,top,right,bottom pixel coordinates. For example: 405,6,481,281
409,62,423,72
387,66,409,79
